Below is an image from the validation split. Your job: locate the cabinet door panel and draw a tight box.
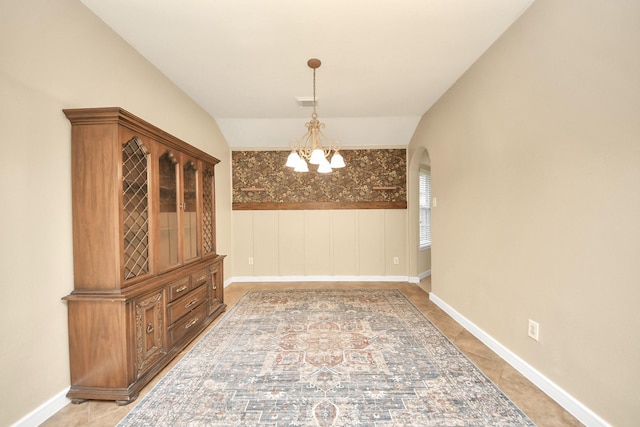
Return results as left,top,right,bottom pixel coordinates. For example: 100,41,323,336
208,261,224,315
134,290,166,378
182,159,199,262
158,150,179,270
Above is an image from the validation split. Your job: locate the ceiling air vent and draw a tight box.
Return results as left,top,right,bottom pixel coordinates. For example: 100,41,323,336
296,96,317,108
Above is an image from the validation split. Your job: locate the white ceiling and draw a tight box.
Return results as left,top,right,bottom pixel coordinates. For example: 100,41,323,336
81,0,533,149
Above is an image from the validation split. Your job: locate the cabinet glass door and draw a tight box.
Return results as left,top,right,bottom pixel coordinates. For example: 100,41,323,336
122,137,150,280
158,151,179,269
182,160,198,261
202,165,215,255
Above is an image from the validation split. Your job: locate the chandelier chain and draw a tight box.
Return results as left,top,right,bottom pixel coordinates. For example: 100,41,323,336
312,68,317,118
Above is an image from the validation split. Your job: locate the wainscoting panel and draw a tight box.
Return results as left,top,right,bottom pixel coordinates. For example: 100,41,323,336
253,210,279,276
384,209,408,276
232,209,407,278
332,210,358,275
279,210,305,276
304,210,332,275
357,210,386,276
232,210,254,276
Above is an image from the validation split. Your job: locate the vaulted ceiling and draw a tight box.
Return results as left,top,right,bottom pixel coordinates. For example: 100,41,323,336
81,0,534,149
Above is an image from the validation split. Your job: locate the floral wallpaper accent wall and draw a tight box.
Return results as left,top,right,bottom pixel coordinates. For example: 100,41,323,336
232,149,407,210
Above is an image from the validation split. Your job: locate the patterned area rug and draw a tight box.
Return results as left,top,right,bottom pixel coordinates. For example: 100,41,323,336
118,289,535,426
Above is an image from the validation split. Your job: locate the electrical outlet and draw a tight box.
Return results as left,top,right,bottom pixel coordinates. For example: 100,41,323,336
528,319,540,341
393,257,399,265
248,257,254,265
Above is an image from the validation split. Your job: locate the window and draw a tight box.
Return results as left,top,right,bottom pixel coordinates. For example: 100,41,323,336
419,167,431,249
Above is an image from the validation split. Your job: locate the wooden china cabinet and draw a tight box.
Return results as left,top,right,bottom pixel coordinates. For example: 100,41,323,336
63,107,225,404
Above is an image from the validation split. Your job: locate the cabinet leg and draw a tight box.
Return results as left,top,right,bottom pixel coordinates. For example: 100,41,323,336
116,393,139,406
70,398,88,404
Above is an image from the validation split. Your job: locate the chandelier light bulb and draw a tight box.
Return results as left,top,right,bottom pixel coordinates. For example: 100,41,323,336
286,150,302,168
309,148,325,165
330,151,345,168
317,157,332,173
293,157,309,172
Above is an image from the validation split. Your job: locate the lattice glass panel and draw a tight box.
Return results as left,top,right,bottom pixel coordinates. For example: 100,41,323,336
123,138,150,280
202,167,215,254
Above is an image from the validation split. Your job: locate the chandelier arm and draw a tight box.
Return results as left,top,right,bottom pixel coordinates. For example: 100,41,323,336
318,129,341,153
299,130,314,159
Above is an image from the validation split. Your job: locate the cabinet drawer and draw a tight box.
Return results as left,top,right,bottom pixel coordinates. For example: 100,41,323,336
167,277,191,302
167,284,206,325
191,268,209,287
168,303,207,347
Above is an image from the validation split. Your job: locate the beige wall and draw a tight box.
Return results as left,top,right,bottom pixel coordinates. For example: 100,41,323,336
408,0,640,425
0,0,231,425
232,210,408,278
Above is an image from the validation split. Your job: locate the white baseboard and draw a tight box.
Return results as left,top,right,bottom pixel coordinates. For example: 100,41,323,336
429,293,611,427
11,388,70,427
409,270,431,284
228,275,411,284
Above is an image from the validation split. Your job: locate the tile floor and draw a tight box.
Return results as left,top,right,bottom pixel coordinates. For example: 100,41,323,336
42,279,584,427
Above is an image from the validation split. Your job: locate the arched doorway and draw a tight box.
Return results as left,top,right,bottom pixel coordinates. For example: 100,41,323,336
408,147,431,292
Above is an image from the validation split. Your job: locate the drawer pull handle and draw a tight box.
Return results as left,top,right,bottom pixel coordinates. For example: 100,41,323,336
176,285,188,293
185,318,199,329
212,286,217,290
185,298,198,309
146,323,154,334
197,275,206,282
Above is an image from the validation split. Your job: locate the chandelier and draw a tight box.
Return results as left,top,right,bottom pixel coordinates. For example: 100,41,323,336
285,58,345,173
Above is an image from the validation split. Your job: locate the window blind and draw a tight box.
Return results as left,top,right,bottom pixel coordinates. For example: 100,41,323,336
419,168,431,248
